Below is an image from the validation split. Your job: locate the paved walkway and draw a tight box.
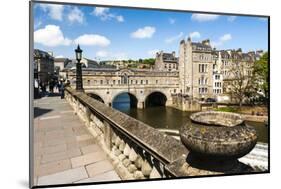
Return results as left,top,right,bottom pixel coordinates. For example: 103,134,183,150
33,93,120,186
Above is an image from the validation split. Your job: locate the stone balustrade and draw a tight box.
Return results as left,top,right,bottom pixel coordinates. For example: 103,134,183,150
65,87,257,179
65,87,189,179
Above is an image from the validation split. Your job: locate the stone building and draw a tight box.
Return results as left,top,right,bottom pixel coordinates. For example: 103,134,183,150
65,38,264,109
68,68,179,109
34,49,54,84
54,57,71,78
212,50,227,98
155,51,178,71
219,49,257,103
179,38,214,100
54,58,71,71
81,57,99,68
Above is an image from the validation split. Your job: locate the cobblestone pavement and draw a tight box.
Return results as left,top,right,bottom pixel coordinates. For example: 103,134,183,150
33,94,120,186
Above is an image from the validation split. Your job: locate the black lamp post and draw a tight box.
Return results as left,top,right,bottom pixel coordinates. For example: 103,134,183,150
75,44,84,92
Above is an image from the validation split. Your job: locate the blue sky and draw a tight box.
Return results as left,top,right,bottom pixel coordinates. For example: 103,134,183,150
33,2,268,61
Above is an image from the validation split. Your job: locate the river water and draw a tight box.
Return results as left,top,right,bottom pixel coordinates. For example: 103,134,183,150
112,93,268,143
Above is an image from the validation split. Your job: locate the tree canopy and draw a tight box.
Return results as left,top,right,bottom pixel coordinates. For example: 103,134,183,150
253,52,269,100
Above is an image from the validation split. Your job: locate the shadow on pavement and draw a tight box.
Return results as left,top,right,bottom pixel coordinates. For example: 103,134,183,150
48,92,61,97
34,107,53,118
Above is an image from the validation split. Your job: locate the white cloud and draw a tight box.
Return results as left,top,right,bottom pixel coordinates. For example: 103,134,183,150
67,7,84,24
93,7,109,16
148,49,160,57
191,13,220,22
96,50,108,58
169,18,176,24
74,34,110,47
55,55,64,58
189,31,201,39
95,51,127,60
34,25,72,47
131,26,156,39
228,16,237,22
39,4,64,21
116,15,124,22
220,33,232,41
165,32,184,43
92,7,124,22
212,33,232,47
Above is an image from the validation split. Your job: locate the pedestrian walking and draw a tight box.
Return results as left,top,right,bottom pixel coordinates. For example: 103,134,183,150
60,82,65,99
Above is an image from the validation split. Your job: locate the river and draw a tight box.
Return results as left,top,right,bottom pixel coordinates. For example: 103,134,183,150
112,93,268,143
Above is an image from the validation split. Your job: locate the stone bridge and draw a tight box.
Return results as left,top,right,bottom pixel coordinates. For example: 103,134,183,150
68,68,179,109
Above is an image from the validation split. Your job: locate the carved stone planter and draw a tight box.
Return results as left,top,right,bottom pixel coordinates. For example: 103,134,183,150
180,111,257,160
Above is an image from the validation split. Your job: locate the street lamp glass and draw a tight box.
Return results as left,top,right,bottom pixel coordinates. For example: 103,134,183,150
75,45,83,61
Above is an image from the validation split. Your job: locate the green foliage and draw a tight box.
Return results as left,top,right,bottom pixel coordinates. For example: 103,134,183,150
214,107,238,112
253,52,269,99
142,58,155,65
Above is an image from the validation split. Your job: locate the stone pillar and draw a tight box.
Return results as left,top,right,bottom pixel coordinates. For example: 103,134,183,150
166,99,173,106
104,121,112,150
85,106,91,127
137,101,145,109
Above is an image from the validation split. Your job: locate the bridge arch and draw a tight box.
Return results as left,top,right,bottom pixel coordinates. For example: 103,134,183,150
87,93,105,103
112,91,138,109
145,91,167,107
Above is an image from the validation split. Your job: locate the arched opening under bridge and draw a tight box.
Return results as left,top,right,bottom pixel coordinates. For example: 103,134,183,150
145,92,167,107
112,92,138,112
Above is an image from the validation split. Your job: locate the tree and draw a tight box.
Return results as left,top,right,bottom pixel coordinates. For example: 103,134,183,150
225,60,257,107
253,52,269,103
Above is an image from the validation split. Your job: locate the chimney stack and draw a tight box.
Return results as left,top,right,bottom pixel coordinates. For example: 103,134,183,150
202,39,210,46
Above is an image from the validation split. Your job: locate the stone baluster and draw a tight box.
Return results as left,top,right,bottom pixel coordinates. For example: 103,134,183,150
104,121,112,150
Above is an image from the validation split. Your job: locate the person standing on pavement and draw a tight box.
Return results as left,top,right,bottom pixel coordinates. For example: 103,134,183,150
60,82,65,99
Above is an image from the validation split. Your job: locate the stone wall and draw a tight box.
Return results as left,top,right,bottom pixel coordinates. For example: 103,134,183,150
171,94,201,111
65,87,189,179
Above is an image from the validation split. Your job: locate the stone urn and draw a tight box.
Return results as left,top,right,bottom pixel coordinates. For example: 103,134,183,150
180,111,257,161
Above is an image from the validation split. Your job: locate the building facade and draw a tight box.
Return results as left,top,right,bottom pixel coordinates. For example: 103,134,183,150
179,38,214,100
34,49,54,84
60,38,264,109
155,51,178,71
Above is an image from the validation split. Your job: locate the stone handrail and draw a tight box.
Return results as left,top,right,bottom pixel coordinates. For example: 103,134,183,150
65,87,188,179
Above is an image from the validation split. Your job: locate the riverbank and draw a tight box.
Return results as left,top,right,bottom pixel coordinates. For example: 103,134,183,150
213,105,268,123
242,114,268,123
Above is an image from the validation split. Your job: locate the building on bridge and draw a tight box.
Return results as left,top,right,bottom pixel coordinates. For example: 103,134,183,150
68,68,179,109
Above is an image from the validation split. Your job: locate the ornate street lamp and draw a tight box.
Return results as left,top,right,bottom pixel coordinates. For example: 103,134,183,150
75,45,84,92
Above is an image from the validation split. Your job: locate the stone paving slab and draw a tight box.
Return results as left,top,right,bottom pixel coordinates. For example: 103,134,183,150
81,144,102,154
41,148,81,164
86,160,114,177
75,171,120,183
36,159,71,177
71,151,107,168
33,95,120,186
37,167,88,185
76,134,93,142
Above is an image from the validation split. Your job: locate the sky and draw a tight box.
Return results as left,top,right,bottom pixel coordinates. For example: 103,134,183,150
33,2,268,61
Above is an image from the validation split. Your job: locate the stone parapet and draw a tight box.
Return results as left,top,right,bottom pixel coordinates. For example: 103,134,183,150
65,87,258,179
65,87,188,179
